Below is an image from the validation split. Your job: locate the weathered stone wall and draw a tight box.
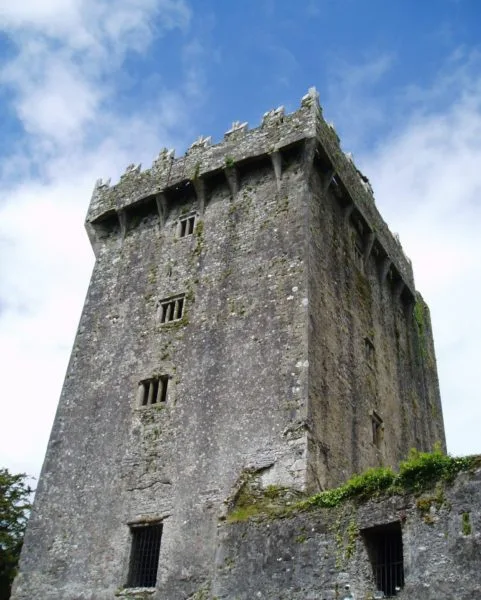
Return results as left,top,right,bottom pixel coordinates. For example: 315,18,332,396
13,89,446,600
13,133,311,600
213,468,481,600
306,163,445,491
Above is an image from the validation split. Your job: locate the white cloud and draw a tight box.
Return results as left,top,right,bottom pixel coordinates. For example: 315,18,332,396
0,0,192,148
358,55,481,456
326,54,394,146
0,0,201,478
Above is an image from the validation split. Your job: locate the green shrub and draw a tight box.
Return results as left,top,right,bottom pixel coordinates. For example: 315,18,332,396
299,449,477,511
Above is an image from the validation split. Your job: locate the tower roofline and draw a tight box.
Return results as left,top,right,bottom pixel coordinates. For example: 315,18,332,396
86,87,415,297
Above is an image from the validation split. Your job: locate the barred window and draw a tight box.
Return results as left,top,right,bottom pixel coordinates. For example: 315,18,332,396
127,523,163,588
158,295,185,323
363,522,404,597
138,376,168,407
179,214,195,237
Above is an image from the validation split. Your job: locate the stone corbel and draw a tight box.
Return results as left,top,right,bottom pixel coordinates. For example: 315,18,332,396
364,232,376,264
343,202,354,223
394,278,405,300
302,138,317,181
156,193,168,226
380,257,392,282
193,177,206,215
224,165,239,199
118,209,127,240
323,170,336,193
270,151,282,191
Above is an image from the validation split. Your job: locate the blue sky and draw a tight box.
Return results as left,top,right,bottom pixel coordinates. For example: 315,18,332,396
1,0,481,479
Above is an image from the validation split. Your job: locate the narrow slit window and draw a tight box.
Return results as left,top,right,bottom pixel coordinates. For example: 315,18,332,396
127,523,163,588
371,412,383,448
138,376,169,407
363,522,404,597
179,215,196,237
364,337,375,364
158,295,185,324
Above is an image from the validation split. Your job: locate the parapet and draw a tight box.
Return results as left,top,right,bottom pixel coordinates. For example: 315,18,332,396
86,87,415,297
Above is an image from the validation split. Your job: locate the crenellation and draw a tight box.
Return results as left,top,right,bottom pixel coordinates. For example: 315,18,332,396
224,120,248,141
261,105,285,127
187,135,212,152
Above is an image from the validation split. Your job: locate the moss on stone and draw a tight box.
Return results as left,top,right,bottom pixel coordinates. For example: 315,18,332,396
225,451,480,524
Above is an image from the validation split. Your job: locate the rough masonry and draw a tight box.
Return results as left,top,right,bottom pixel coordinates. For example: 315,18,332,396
13,88,446,599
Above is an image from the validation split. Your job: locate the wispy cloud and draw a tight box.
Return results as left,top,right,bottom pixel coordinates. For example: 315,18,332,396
357,53,481,455
0,0,203,477
326,54,395,147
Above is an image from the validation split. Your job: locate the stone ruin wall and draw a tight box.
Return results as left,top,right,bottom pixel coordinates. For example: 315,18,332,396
213,468,481,600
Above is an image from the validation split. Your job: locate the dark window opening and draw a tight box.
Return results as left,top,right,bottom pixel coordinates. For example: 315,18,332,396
138,376,168,407
371,412,383,448
179,215,195,237
127,523,163,588
158,295,185,323
363,522,404,597
364,337,375,364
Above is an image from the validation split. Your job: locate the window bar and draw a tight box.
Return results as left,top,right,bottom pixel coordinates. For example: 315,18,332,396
137,382,147,407
158,377,168,403
128,523,163,588
151,380,159,405
175,298,184,320
372,529,404,597
147,381,155,405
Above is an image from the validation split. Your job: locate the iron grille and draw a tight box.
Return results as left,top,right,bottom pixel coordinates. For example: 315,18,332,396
364,522,404,597
179,215,195,237
159,295,185,323
127,523,163,588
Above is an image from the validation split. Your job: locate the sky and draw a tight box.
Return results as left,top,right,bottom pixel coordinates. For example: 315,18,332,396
1,0,481,481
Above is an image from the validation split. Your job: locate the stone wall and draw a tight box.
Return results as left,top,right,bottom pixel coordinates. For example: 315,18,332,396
13,127,311,600
213,467,481,600
306,161,445,491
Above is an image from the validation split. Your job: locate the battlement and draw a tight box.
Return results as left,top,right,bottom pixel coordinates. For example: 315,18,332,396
86,87,415,298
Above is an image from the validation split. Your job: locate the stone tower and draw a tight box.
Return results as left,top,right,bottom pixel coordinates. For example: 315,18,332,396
13,89,445,600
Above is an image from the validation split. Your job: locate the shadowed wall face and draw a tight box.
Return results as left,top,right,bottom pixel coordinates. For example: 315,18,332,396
307,164,445,491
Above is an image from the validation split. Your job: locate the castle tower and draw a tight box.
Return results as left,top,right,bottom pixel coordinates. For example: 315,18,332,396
12,89,445,600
